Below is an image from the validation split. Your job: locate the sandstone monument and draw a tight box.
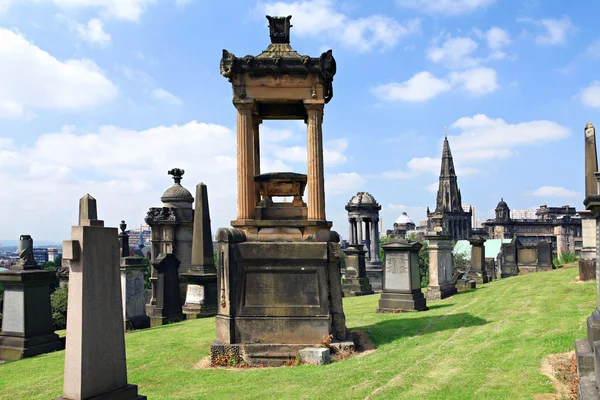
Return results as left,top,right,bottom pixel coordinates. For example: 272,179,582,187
59,194,145,400
425,207,457,300
211,15,351,366
341,243,374,297
580,121,598,281
345,192,383,290
0,235,62,361
468,237,488,285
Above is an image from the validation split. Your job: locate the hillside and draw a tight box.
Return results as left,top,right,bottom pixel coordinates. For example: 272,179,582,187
0,266,593,399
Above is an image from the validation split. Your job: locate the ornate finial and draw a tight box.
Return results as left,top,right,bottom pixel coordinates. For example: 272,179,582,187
78,194,103,226
120,220,127,234
16,234,36,269
168,168,185,185
118,221,129,257
266,15,292,44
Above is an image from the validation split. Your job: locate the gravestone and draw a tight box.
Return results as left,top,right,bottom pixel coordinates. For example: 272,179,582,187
536,241,553,271
377,239,427,312
146,253,184,327
182,183,218,318
0,235,62,361
341,244,374,296
119,221,150,331
500,239,518,278
425,233,457,300
468,237,488,284
58,194,145,400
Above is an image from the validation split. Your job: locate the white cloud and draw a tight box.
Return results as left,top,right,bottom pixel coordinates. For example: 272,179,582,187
396,0,496,16
427,35,479,69
485,27,511,50
531,186,579,198
260,0,420,52
371,72,451,102
325,172,366,195
520,16,574,46
152,88,182,105
0,28,117,119
73,18,111,46
372,67,498,103
425,182,439,193
450,67,499,95
579,81,600,109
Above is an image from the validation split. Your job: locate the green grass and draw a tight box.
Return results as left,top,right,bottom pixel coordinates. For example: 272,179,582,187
0,267,593,399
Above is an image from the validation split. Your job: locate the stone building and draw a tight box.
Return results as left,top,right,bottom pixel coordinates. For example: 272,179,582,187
386,212,416,238
427,136,472,240
145,168,194,305
483,199,582,256
345,192,382,290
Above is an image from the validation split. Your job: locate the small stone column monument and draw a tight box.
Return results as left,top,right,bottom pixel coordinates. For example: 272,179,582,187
425,215,457,300
0,235,62,361
119,221,150,331
58,194,145,400
182,183,218,318
377,239,427,312
341,243,374,297
468,237,488,285
580,121,598,282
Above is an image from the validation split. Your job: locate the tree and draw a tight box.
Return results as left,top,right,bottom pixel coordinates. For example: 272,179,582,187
54,254,62,268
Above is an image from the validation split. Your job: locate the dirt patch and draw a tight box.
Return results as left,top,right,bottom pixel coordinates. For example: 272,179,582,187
344,330,377,359
533,351,577,400
194,356,211,369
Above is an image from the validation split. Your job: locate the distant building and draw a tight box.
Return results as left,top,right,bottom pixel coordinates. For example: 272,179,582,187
510,209,536,220
47,248,59,262
33,248,48,265
462,203,477,227
386,212,416,238
126,225,152,250
482,199,582,256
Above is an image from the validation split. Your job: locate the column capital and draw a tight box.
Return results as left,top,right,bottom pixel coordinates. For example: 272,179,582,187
304,100,325,111
233,99,255,110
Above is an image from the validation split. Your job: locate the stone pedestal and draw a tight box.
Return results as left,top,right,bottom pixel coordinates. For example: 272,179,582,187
581,211,597,281
146,253,185,327
425,235,457,300
120,257,150,331
59,194,145,400
377,239,427,313
0,268,62,361
468,238,488,285
500,240,519,278
456,278,476,292
182,272,217,318
342,244,373,297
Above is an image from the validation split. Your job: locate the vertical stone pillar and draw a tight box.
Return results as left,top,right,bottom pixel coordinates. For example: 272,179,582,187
357,220,363,246
586,122,598,198
235,101,256,220
351,219,358,244
305,101,325,220
468,237,488,284
341,244,373,297
60,195,145,400
371,219,381,261
252,116,261,203
425,234,457,300
364,218,371,260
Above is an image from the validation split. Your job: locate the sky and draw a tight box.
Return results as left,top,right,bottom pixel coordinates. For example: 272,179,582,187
0,0,597,242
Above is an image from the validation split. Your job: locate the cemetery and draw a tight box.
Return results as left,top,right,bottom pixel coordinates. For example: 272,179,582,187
0,9,598,400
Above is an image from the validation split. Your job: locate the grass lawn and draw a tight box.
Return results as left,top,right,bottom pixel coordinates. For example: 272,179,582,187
0,266,593,399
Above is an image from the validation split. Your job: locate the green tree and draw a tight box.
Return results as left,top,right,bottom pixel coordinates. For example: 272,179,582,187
50,286,68,330
54,254,62,268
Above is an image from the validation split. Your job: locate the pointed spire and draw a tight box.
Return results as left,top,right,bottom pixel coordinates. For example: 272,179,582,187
585,121,599,198
434,135,463,214
78,194,104,227
190,182,215,273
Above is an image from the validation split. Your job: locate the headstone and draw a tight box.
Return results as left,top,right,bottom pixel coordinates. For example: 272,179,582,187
536,241,553,271
468,237,488,284
182,183,218,318
0,235,62,361
377,239,427,312
58,194,145,400
500,239,518,278
341,244,374,297
146,253,184,327
119,221,150,331
424,233,457,300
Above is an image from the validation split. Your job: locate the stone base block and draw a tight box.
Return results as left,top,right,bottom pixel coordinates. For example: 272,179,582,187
425,284,457,300
298,347,331,365
183,304,218,319
366,266,382,292
501,265,518,278
518,266,537,275
456,280,476,292
0,332,63,361
579,379,600,400
580,260,596,282
148,313,185,328
125,315,150,331
55,384,146,400
576,339,595,378
182,274,218,318
342,277,374,297
588,310,600,348
377,291,427,312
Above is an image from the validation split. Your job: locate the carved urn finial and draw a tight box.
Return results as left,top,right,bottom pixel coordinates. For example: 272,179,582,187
120,220,127,234
266,15,292,44
168,168,185,185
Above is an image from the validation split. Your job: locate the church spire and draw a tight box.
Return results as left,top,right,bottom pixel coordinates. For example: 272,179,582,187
435,136,461,213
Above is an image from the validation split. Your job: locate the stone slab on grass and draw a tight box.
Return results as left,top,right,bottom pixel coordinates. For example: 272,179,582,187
299,348,331,365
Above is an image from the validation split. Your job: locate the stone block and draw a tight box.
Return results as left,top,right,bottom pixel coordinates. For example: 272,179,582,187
377,291,427,312
576,339,595,378
62,240,81,261
581,259,596,282
456,279,476,292
578,379,600,400
298,347,331,365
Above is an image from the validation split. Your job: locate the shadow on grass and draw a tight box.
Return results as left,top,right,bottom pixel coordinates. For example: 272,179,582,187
353,312,489,347
425,304,453,310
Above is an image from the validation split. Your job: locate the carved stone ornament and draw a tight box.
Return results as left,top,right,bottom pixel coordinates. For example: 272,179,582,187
145,207,178,224
16,234,36,268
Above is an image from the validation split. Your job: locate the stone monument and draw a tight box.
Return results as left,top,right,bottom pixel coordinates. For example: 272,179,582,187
341,244,374,297
468,237,488,285
145,168,194,306
581,122,598,282
345,192,383,290
377,239,427,312
0,235,62,361
424,214,457,300
182,183,217,318
59,194,145,400
211,15,351,366
146,253,185,327
119,221,150,331
499,238,519,278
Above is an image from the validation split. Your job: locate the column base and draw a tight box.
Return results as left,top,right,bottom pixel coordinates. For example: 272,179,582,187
183,304,218,319
124,315,151,331
182,275,218,318
55,384,146,400
426,284,457,300
580,260,596,282
377,291,427,312
0,332,63,361
588,309,600,348
456,279,476,292
342,277,374,297
576,339,596,378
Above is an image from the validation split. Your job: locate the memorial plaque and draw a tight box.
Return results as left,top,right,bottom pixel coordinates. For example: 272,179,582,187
185,284,205,305
385,252,409,291
244,270,319,307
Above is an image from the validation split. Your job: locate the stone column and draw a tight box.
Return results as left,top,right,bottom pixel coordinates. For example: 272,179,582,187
425,234,457,300
348,217,354,244
468,237,488,284
252,116,261,203
357,219,363,246
371,219,380,261
305,101,326,220
364,218,372,261
352,219,358,244
235,100,255,220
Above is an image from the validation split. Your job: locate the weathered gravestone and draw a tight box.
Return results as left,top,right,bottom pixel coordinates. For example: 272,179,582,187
182,183,217,318
57,194,145,400
468,237,488,284
536,241,553,271
146,253,184,327
580,121,599,282
0,235,62,361
119,221,150,331
425,214,457,300
341,243,374,297
500,238,518,278
377,239,427,312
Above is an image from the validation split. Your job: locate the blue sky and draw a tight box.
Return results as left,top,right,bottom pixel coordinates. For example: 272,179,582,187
0,0,597,241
